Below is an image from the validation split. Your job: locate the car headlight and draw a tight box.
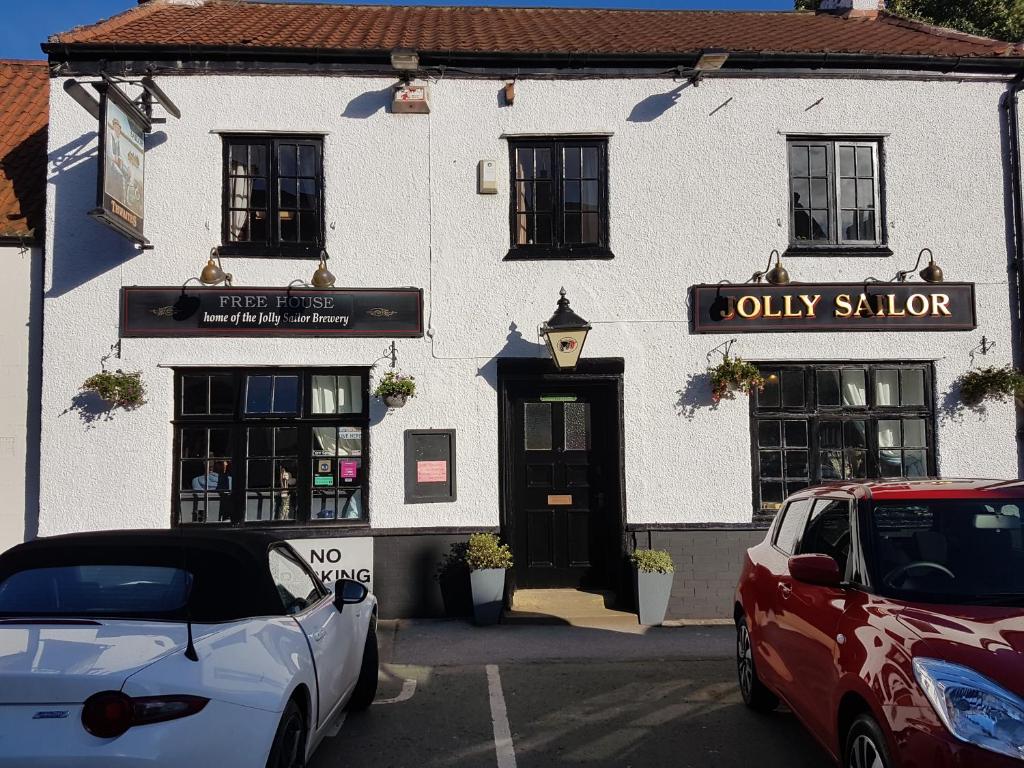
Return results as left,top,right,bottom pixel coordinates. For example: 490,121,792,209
914,657,1024,760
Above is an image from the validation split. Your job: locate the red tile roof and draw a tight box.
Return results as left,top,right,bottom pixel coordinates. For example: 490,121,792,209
47,2,1024,61
0,61,47,242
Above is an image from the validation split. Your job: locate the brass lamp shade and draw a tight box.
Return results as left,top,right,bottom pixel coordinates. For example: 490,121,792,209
311,256,335,289
200,258,229,286
765,261,790,285
919,259,944,283
540,288,591,371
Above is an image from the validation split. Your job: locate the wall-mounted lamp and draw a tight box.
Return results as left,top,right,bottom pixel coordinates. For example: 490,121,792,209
695,48,730,71
199,248,232,286
503,81,516,106
896,247,944,283
750,249,791,285
390,48,419,74
539,288,591,371
311,250,336,289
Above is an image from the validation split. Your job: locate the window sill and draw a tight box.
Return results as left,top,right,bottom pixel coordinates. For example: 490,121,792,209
504,246,615,261
783,245,893,259
217,243,325,259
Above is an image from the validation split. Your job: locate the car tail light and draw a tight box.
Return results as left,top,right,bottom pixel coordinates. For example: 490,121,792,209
82,691,209,738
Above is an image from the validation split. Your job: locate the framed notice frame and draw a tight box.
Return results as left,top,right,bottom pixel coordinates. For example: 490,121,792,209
89,82,150,245
404,429,456,504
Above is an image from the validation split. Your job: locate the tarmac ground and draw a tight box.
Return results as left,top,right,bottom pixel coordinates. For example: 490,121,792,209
308,620,834,768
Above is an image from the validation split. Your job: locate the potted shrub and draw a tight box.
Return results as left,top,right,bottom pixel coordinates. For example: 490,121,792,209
373,369,416,408
959,365,1024,408
631,548,675,626
435,541,473,617
465,532,513,626
81,370,146,410
708,355,765,405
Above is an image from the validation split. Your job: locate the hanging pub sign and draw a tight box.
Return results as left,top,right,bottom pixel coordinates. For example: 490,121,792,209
120,286,423,337
89,83,150,245
690,282,976,334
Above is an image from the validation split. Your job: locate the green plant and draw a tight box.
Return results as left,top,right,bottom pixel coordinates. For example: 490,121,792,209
435,541,470,580
708,355,766,405
464,533,514,571
81,370,146,409
372,369,416,400
630,548,675,574
960,365,1024,407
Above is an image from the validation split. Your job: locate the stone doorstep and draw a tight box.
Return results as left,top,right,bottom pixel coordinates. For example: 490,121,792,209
504,588,636,628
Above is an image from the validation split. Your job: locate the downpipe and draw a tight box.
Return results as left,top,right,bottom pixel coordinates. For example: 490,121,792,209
1002,73,1024,458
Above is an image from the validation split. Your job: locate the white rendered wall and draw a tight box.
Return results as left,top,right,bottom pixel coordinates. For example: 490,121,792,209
39,73,1021,534
0,243,40,552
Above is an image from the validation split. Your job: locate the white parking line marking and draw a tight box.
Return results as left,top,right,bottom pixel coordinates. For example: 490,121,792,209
326,712,347,738
374,678,417,705
486,664,517,768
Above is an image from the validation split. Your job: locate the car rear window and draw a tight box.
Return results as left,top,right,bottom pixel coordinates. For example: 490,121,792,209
0,565,191,617
774,499,812,554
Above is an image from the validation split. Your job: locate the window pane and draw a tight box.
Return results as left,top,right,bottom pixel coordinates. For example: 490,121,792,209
786,451,809,479
191,460,232,491
760,481,784,506
564,181,580,211
338,491,363,520
856,146,873,176
820,452,842,480
564,147,581,179
775,499,812,554
790,145,808,176
516,148,533,179
279,211,298,242
857,211,875,241
338,426,362,456
758,420,781,448
182,376,209,415
784,420,808,448
760,451,782,477
564,402,590,451
278,177,297,209
879,449,902,478
535,215,553,245
759,373,781,407
846,449,867,478
247,459,273,489
272,376,300,414
249,427,273,457
857,178,874,208
840,178,855,207
311,490,337,520
817,370,840,406
781,370,804,408
276,427,299,456
525,403,552,450
246,491,274,522
878,420,901,448
820,422,842,449
535,182,553,213
810,179,828,210
582,147,599,178
313,426,337,456
535,149,551,179
180,459,205,490
845,420,867,448
246,376,273,413
564,213,582,244
904,450,928,477
298,144,317,177
841,369,867,406
208,428,231,458
582,180,599,213
208,375,234,414
809,146,827,176
273,491,296,521
792,179,809,211
581,214,600,243
901,369,926,406
903,419,926,448
250,178,268,210
839,146,856,177
841,210,857,241
181,428,206,459
298,178,317,210
278,144,297,177
876,369,898,407
811,210,829,241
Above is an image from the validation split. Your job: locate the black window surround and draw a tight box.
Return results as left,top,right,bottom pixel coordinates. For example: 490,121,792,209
784,136,891,259
173,368,369,529
220,135,325,258
750,362,935,521
505,137,613,261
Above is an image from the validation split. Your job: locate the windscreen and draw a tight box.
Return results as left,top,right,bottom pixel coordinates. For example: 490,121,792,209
0,565,192,617
872,499,1024,605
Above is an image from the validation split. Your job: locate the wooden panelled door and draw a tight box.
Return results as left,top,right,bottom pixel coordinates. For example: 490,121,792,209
509,384,618,588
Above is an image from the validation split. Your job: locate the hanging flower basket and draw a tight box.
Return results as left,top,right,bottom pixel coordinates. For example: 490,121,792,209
959,365,1024,408
708,355,766,405
373,370,416,408
81,370,147,410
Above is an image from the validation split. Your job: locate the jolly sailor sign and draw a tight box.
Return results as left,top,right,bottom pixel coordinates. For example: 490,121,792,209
690,283,976,334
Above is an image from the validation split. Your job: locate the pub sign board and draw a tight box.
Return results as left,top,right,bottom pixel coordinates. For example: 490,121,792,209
89,83,150,245
690,282,977,334
121,286,424,338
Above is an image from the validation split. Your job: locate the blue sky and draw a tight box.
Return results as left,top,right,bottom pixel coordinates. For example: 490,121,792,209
2,0,791,60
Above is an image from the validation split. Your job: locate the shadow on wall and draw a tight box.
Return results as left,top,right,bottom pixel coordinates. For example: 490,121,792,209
1,125,47,239
60,391,117,429
475,322,548,391
46,131,140,299
627,82,692,123
341,88,392,119
676,371,714,420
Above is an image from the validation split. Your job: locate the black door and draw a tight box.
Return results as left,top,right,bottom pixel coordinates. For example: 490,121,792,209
509,383,619,588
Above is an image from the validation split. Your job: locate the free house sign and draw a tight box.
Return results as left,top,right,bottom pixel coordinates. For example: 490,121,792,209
690,282,976,334
121,286,424,338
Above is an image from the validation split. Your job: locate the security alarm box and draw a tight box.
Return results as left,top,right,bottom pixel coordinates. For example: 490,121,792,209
392,83,430,114
478,160,498,194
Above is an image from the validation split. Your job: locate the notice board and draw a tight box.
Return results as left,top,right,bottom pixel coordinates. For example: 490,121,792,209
404,429,456,503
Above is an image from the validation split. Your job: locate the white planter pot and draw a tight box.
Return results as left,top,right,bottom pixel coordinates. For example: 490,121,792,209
470,568,506,625
635,570,673,626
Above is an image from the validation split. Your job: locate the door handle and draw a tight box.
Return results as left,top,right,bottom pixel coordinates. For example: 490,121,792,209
312,628,327,642
778,582,792,599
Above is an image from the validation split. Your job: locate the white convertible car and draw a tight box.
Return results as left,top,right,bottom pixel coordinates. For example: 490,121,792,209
0,530,378,767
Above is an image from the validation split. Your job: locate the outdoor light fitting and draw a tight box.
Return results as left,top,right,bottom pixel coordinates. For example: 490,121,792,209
896,247,944,283
539,288,592,371
390,48,419,73
199,248,232,286
311,251,336,289
750,249,791,285
694,49,730,71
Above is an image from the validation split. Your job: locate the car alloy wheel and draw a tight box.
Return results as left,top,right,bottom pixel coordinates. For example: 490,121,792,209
737,622,754,700
845,716,892,768
267,700,307,768
848,734,886,768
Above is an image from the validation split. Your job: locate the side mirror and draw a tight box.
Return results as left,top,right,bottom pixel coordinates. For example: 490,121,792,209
788,554,843,588
333,578,368,609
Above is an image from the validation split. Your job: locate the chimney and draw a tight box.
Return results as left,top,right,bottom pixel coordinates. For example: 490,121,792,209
817,0,885,17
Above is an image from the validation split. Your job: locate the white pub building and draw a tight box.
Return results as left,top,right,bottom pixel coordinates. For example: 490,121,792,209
36,0,1024,618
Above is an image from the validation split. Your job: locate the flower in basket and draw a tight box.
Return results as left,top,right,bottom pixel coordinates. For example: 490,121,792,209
372,370,416,401
708,355,766,405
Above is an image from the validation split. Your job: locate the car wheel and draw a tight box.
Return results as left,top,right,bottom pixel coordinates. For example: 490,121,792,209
736,614,779,712
845,714,892,768
266,699,307,768
346,619,379,712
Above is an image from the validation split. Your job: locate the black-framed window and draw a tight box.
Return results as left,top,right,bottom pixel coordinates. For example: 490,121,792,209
787,138,884,250
174,368,368,527
751,363,934,519
506,137,611,260
221,136,324,257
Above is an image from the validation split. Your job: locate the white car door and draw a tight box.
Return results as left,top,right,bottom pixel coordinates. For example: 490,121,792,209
330,579,368,696
267,547,350,726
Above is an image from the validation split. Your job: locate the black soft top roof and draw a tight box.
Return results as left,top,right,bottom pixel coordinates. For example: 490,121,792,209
0,529,296,621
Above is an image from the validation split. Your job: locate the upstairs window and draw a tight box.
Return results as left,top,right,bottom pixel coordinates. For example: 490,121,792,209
787,138,884,250
221,135,324,256
507,137,611,260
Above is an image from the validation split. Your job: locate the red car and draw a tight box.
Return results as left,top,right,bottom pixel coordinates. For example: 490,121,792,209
735,479,1024,768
